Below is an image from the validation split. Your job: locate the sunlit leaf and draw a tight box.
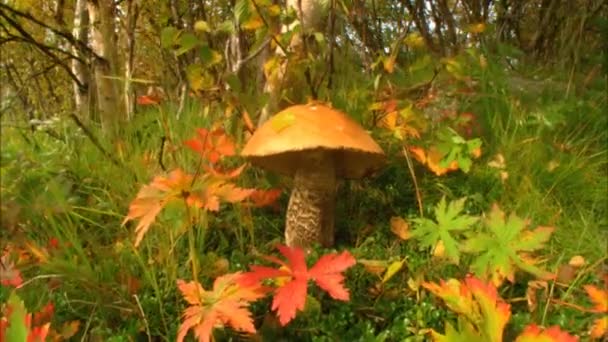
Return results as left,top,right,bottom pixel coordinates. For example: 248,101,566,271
411,197,478,265
515,324,578,342
462,204,555,286
390,216,412,240
240,245,356,326
381,259,406,284
422,275,511,342
122,169,195,247
270,111,296,133
176,273,266,342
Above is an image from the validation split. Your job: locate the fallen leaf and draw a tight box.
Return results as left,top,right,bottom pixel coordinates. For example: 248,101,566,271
526,280,548,313
382,259,406,284
390,216,412,240
358,259,387,276
568,256,585,267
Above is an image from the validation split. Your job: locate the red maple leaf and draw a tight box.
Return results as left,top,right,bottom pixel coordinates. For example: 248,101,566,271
0,249,23,288
136,94,162,105
239,245,356,326
515,324,578,342
184,128,236,164
247,189,282,208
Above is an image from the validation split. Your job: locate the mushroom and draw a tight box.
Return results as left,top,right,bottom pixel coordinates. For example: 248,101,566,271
241,103,385,249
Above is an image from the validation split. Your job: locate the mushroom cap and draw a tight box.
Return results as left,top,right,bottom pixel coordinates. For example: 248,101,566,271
241,103,386,179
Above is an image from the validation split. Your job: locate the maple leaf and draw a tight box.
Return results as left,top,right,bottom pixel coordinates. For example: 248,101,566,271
246,189,283,208
1,292,50,342
411,197,478,264
584,285,608,313
584,285,608,339
422,275,511,342
123,168,196,247
239,245,356,326
136,94,161,105
590,316,607,340
184,128,236,164
515,324,579,342
409,146,460,176
462,204,555,286
0,249,23,287
197,180,255,212
176,272,266,342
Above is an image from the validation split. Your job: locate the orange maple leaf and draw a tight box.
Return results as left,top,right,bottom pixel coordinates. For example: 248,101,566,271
239,245,356,326
247,189,282,208
584,285,608,339
176,273,266,342
184,128,236,164
515,324,579,342
199,181,255,212
409,146,459,176
122,168,196,247
422,275,511,342
584,285,608,313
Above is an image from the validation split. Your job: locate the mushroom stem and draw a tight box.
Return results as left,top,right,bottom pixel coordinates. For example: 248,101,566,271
285,150,336,249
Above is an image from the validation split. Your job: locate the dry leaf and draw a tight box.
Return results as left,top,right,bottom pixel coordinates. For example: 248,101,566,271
390,216,412,240
526,280,548,313
358,259,388,276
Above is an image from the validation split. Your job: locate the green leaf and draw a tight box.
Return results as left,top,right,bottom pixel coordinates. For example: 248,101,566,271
199,46,222,66
234,0,250,23
411,197,478,264
160,26,180,49
176,33,200,56
462,205,555,286
5,292,28,342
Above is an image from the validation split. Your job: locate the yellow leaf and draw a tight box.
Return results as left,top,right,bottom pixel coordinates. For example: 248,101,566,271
404,33,425,48
568,255,585,267
194,20,210,32
270,111,295,132
432,240,446,259
390,216,412,240
590,316,608,339
467,23,486,34
358,259,388,276
268,4,281,16
242,16,264,30
381,259,406,284
383,55,396,74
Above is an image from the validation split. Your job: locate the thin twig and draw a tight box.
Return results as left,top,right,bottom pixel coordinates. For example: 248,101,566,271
402,146,424,216
133,294,152,342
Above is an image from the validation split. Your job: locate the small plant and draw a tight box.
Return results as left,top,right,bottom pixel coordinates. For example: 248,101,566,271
411,196,479,264
422,275,578,342
176,245,357,341
462,204,555,286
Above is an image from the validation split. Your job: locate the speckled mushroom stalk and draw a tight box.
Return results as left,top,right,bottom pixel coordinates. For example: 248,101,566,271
285,149,336,248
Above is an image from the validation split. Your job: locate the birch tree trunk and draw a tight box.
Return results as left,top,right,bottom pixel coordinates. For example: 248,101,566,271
71,0,91,120
124,0,140,120
87,0,122,134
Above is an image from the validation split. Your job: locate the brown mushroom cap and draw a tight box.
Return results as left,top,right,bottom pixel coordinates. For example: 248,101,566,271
241,103,386,179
